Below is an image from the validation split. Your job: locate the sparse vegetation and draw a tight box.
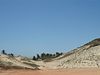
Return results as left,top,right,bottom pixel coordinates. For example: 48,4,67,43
84,38,100,47
1,50,14,57
23,62,39,67
32,56,37,60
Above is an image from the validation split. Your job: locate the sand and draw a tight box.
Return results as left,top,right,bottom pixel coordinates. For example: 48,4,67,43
0,68,100,75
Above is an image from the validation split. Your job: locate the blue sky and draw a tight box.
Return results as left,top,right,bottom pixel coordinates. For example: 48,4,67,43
0,0,100,57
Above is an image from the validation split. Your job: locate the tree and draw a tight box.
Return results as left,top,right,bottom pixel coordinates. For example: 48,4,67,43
49,54,53,57
37,54,40,59
56,52,60,57
55,52,63,57
10,53,14,57
46,53,50,57
60,52,63,55
33,56,37,60
41,53,46,60
1,50,6,55
53,53,55,56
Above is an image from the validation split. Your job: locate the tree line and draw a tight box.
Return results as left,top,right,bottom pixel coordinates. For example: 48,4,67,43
32,52,63,61
0,50,63,61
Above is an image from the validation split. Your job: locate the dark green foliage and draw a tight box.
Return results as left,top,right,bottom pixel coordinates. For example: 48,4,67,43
32,52,63,61
1,50,14,57
1,50,7,55
56,52,60,57
33,56,37,60
10,53,14,57
41,53,46,60
37,54,40,59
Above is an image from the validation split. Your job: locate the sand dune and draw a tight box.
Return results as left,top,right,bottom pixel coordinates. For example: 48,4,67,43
1,39,100,75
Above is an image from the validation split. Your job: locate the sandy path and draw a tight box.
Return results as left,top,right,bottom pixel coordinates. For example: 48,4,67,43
0,69,100,75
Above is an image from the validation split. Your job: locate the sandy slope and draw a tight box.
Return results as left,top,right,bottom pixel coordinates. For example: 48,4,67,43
0,69,100,75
